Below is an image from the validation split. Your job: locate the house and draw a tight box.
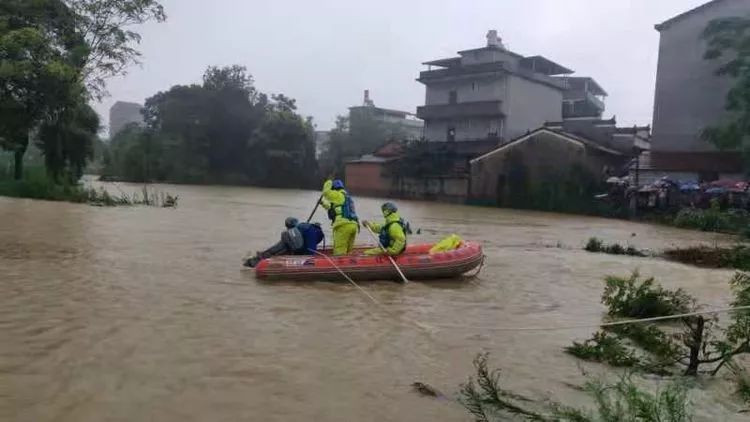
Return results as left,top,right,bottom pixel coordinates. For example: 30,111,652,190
109,101,144,139
416,30,607,143
349,90,423,140
344,139,500,202
649,0,750,182
468,124,636,207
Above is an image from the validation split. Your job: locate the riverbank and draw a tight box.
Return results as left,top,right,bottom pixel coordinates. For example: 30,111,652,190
0,168,177,207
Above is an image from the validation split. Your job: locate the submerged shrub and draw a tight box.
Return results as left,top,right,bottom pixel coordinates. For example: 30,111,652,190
602,271,693,318
553,374,692,422
584,237,648,257
664,245,750,271
566,331,639,367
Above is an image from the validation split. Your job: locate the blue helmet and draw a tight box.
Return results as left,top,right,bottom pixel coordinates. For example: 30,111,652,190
381,202,398,215
332,179,345,190
284,217,299,228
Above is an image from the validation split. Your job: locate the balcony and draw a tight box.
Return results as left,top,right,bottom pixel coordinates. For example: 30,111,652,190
416,101,504,120
418,62,507,81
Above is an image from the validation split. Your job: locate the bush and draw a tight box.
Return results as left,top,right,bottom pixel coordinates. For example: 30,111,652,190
602,272,694,318
584,237,648,257
566,331,639,367
672,200,750,235
553,374,692,422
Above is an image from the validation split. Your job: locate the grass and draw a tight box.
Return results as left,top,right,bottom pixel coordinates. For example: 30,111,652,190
671,201,750,238
0,165,177,207
663,245,750,271
584,237,648,257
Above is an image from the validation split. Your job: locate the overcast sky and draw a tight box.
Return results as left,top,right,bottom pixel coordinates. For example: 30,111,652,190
95,0,709,135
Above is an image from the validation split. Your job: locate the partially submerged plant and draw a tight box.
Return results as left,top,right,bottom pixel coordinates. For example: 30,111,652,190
584,237,648,257
566,332,639,368
602,271,694,319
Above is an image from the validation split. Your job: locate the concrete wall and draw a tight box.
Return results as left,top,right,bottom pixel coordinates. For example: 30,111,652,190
652,0,750,152
345,162,390,197
390,176,469,203
460,49,520,67
470,131,620,203
423,117,502,142
425,76,506,105
504,75,563,140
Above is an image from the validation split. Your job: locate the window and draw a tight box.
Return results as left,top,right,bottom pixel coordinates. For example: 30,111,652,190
449,90,457,104
471,82,477,91
447,127,456,142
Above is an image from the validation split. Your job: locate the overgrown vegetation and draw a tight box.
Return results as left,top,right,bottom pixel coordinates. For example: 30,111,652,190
701,16,750,173
672,202,750,236
584,237,649,257
456,353,692,421
567,271,750,378
664,245,750,271
102,66,318,187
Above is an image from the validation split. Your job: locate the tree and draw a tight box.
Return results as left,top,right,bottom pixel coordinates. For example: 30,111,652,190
0,0,82,179
701,16,750,172
64,0,166,98
37,101,100,182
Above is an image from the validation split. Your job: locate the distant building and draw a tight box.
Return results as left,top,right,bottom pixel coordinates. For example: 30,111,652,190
649,0,750,182
314,131,330,158
109,101,144,139
348,90,423,140
416,30,607,142
469,117,650,205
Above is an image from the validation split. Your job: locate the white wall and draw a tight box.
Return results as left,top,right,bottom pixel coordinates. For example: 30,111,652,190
425,76,506,105
504,75,563,139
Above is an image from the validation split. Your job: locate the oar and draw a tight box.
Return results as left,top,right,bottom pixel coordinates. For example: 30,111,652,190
306,194,323,223
364,224,409,284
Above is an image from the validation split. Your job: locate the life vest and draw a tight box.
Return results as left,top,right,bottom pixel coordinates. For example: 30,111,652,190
297,222,325,253
327,191,358,223
379,219,408,253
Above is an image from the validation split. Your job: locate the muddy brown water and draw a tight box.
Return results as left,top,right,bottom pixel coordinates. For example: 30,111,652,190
1,183,747,421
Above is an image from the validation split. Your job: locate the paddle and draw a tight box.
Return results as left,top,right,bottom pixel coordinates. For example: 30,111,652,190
306,194,324,223
363,224,409,284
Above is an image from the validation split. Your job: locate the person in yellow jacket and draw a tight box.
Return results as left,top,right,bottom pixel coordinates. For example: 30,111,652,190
321,179,359,255
362,202,408,256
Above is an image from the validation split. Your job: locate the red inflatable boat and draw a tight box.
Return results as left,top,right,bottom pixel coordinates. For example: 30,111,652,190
255,242,483,281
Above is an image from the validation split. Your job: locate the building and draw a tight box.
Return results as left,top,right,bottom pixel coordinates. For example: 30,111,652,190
416,30,607,143
109,101,144,139
649,0,750,182
469,127,629,206
348,90,423,140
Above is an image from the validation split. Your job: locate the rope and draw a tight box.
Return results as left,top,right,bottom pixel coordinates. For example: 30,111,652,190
309,249,382,306
435,305,750,332
467,255,486,278
309,249,433,333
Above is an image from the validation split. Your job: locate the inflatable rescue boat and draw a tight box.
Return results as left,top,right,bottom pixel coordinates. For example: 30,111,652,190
254,242,483,281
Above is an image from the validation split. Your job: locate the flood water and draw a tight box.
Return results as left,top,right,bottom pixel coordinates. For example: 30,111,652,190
1,183,747,421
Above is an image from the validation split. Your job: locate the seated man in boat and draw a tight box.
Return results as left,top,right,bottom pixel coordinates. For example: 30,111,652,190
362,202,411,256
244,217,324,267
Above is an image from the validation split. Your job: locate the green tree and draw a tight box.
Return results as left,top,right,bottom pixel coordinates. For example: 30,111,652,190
0,0,84,179
65,0,166,98
702,16,750,172
37,101,100,182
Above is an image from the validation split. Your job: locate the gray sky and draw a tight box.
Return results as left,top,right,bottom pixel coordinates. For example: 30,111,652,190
95,0,709,134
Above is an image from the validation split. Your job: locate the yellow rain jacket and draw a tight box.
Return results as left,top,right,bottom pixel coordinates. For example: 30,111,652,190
364,211,407,256
321,180,358,255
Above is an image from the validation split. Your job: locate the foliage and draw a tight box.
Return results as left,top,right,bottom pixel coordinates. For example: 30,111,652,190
65,0,166,98
456,353,692,422
584,237,648,257
104,65,317,187
701,16,750,172
672,201,750,234
458,352,544,421
553,374,691,422
37,101,100,182
602,271,693,319
663,245,750,271
566,332,639,368
728,362,750,404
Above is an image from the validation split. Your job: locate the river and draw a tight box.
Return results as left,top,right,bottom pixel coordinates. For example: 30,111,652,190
0,183,746,421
